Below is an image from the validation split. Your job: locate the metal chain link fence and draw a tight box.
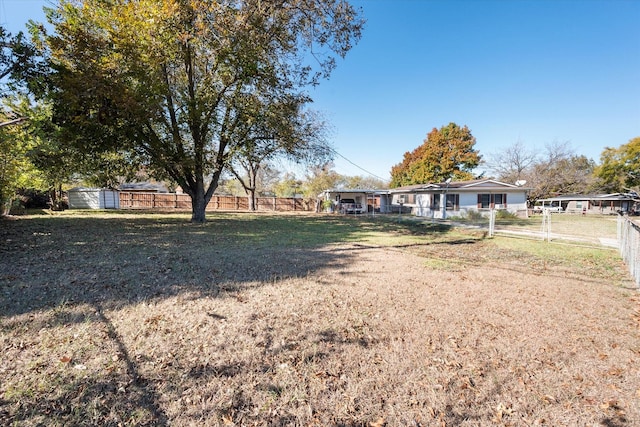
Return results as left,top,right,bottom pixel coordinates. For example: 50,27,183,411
618,215,640,287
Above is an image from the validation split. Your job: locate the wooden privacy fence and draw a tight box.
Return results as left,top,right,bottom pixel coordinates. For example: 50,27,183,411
618,214,640,287
118,192,317,212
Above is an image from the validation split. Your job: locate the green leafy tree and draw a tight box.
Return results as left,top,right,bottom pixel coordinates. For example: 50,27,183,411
0,100,44,214
390,122,481,187
43,0,363,222
344,175,388,190
594,137,640,193
229,102,331,210
1,26,41,97
302,164,346,198
273,173,303,198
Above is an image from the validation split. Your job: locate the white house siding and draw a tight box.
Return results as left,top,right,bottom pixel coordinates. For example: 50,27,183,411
415,194,431,216
68,188,120,209
407,188,529,218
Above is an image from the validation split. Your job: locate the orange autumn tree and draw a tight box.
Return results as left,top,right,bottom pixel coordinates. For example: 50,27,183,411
390,122,481,187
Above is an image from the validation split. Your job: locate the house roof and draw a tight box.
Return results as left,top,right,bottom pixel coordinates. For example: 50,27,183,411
321,188,378,193
318,189,384,199
119,182,169,192
389,179,529,193
539,193,639,202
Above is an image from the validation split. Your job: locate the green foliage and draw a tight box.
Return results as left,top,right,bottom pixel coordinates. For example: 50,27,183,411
273,173,303,198
465,209,485,221
594,137,640,193
495,209,518,220
0,100,45,214
43,0,364,222
301,164,344,198
1,25,47,96
390,122,481,188
344,174,389,190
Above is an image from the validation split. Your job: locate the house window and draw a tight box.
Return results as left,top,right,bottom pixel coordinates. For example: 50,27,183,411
445,194,459,210
478,194,491,209
477,193,507,209
432,194,440,210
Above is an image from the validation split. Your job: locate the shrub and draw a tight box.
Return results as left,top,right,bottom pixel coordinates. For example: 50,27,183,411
465,209,485,221
496,209,518,220
17,188,50,209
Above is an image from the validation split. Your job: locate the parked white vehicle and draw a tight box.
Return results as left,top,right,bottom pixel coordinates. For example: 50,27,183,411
339,198,366,214
533,204,563,213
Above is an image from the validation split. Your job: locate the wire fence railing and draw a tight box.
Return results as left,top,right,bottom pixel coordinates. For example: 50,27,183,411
618,215,640,287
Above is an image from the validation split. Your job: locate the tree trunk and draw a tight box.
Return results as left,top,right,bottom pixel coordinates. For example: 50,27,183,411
247,188,257,211
191,187,207,223
247,166,258,211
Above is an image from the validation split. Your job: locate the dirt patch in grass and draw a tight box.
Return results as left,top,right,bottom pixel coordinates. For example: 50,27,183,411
1,212,639,426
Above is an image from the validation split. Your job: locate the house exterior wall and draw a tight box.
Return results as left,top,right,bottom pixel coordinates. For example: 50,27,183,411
68,189,120,209
411,191,528,218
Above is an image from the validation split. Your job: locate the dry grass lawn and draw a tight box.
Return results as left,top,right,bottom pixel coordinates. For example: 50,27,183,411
1,211,638,426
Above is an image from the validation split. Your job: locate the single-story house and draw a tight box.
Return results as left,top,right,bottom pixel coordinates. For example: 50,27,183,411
388,179,530,219
535,193,639,215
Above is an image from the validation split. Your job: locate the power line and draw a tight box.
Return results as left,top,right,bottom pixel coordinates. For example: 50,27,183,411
330,148,389,182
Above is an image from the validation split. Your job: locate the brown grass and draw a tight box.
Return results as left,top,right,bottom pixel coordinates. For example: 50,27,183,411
1,211,638,426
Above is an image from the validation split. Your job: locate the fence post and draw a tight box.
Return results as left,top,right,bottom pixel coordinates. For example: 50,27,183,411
489,208,495,237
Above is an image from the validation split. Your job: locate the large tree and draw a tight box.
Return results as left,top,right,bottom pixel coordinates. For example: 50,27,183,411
594,137,640,193
528,154,596,201
43,0,363,222
390,123,481,188
390,122,481,187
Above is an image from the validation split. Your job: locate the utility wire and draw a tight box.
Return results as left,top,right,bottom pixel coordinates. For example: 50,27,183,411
330,148,389,182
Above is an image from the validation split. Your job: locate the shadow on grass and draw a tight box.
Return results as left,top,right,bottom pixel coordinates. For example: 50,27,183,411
0,212,470,425
0,213,458,319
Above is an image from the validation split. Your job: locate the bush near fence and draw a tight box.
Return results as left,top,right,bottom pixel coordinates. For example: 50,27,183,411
618,214,640,287
118,192,317,212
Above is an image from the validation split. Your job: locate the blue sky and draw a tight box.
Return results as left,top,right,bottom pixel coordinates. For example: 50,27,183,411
2,0,640,181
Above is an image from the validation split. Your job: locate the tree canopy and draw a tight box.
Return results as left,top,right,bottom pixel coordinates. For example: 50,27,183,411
594,137,640,193
486,140,598,203
42,0,363,222
390,122,481,187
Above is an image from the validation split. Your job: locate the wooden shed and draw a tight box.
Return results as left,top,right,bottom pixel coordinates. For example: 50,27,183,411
68,188,120,209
